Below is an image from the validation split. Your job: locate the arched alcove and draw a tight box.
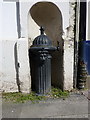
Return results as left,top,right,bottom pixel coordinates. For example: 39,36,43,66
28,1,64,89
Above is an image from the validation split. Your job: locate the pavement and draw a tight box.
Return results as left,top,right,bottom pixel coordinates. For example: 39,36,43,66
1,90,90,119
1,76,90,119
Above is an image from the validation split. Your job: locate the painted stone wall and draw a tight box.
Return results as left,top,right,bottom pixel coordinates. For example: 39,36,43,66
87,1,90,40
1,0,76,92
0,2,18,92
1,39,30,93
0,2,30,93
63,1,76,90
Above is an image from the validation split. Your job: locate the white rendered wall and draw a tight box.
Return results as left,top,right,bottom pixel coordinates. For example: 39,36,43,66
0,41,2,92
1,39,30,93
0,2,2,40
63,2,75,90
0,2,18,92
20,1,69,38
0,1,2,114
88,1,90,40
1,40,18,92
2,2,18,39
1,0,75,92
0,2,30,93
86,1,90,40
17,38,30,93
0,2,2,92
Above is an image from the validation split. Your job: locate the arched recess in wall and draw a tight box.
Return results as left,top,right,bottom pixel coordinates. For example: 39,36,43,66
28,1,64,89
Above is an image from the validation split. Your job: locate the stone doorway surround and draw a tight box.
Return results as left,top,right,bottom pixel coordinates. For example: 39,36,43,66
26,0,75,91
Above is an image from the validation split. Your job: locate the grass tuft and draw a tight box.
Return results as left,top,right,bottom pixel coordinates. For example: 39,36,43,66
50,87,69,98
2,87,69,103
2,91,45,103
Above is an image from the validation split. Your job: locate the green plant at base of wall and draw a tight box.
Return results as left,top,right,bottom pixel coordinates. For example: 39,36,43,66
49,87,69,98
2,87,69,103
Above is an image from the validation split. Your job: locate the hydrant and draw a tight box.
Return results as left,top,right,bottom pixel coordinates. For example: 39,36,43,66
29,26,58,95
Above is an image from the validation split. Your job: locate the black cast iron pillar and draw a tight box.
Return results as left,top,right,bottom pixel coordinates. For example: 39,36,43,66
29,26,57,95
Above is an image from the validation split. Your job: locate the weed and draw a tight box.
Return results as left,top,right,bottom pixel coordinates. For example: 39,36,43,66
50,87,69,98
2,92,45,103
2,87,69,103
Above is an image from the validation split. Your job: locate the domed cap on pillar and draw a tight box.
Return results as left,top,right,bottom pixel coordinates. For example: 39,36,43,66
33,26,52,46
